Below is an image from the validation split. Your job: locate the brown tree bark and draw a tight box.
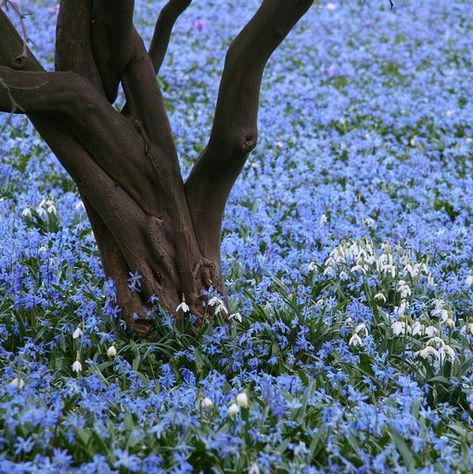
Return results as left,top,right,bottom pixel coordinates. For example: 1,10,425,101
0,0,312,337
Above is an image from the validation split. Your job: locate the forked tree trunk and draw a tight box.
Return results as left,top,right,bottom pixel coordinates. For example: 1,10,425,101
0,0,312,336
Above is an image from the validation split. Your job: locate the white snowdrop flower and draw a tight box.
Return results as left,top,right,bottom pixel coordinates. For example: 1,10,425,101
107,345,117,358
249,463,260,474
47,204,57,214
39,245,47,253
427,337,445,348
308,261,317,271
323,267,336,277
227,403,240,417
72,360,82,373
75,200,85,211
37,206,48,219
425,326,439,338
354,323,368,336
236,392,249,408
466,275,473,287
176,301,190,313
208,297,228,315
374,292,386,303
316,298,325,307
319,214,328,225
350,265,364,274
394,300,409,316
411,321,425,336
326,2,337,12
229,312,242,323
467,323,473,335
398,282,411,299
445,318,455,329
391,321,411,336
339,271,349,281
416,346,440,360
9,378,25,389
72,326,83,339
433,309,449,322
200,397,214,410
439,345,456,363
349,334,362,347
21,208,32,218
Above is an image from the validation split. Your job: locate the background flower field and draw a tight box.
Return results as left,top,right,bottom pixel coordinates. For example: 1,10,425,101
1,0,473,472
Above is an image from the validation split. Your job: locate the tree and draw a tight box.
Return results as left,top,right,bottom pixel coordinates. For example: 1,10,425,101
0,0,313,336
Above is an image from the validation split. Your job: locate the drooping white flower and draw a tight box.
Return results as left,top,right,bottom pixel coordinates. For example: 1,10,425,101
374,292,386,303
208,296,228,315
439,345,455,363
200,397,214,409
354,323,368,336
107,345,117,358
227,403,240,416
416,346,440,360
348,334,362,347
411,321,425,336
466,275,473,287
72,326,83,339
176,301,190,313
21,208,32,218
236,392,249,408
391,321,411,336
9,377,25,389
308,261,317,271
229,312,242,323
425,326,439,338
72,360,82,373
249,463,260,474
427,337,445,348
444,318,455,329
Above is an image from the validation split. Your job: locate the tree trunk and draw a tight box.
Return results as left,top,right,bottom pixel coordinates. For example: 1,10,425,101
0,0,312,337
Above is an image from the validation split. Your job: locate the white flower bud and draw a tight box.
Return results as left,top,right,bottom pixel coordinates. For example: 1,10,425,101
72,326,83,339
227,403,240,416
200,397,214,409
9,377,25,389
236,392,249,408
107,345,117,358
72,360,82,373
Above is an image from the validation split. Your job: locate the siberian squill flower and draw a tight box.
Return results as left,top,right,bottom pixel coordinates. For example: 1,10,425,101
107,345,117,358
236,392,249,408
349,334,362,347
227,403,240,416
72,360,82,373
72,326,83,339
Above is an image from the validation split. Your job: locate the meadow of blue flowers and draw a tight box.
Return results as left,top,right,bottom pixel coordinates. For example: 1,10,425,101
1,0,472,472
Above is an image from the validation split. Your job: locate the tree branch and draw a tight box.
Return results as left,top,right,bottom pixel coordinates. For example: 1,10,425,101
149,0,192,75
185,0,312,260
56,0,104,93
90,0,135,102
